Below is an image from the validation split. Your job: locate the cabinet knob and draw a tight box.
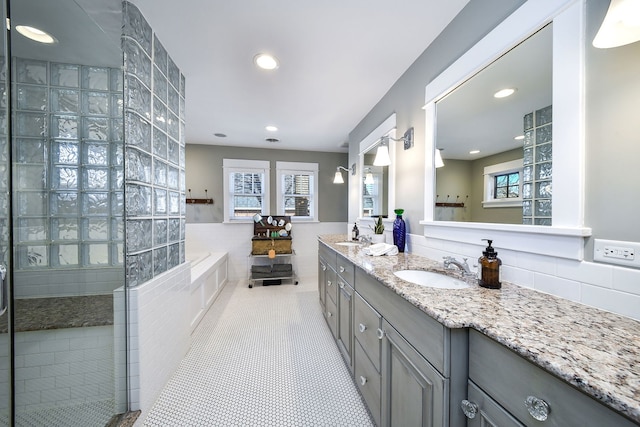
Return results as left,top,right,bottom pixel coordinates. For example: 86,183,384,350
358,323,367,333
525,396,550,421
327,311,332,318
321,265,326,271
339,281,344,289
376,328,385,340
360,376,367,386
460,400,479,419
327,280,332,287
339,266,345,273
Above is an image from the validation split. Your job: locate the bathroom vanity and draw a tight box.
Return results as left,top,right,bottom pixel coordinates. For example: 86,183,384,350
318,235,640,427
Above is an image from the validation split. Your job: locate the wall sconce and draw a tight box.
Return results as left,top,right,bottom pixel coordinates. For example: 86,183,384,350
593,0,640,48
435,148,445,168
333,164,355,184
373,137,392,166
364,168,375,185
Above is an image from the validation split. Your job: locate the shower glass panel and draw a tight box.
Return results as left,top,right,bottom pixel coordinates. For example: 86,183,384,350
7,0,126,425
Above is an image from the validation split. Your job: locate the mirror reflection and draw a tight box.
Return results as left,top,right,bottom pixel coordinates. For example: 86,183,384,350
362,143,389,217
435,24,552,225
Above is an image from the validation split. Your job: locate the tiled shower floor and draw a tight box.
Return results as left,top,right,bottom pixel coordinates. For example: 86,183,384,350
143,278,374,426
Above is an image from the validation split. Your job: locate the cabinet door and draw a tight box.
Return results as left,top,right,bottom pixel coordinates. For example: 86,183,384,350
464,381,524,427
381,320,446,427
318,257,327,307
325,266,337,305
336,279,353,370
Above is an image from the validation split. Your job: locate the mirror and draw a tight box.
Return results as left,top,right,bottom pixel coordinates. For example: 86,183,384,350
435,24,552,225
361,144,389,217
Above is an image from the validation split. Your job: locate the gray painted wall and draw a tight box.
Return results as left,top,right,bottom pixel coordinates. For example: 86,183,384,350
347,0,526,230
186,144,348,223
349,0,640,262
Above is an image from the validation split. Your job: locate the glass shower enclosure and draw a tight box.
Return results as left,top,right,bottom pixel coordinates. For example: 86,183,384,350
0,0,127,425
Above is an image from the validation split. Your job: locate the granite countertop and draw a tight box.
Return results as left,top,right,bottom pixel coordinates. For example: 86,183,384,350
319,234,640,424
0,295,114,333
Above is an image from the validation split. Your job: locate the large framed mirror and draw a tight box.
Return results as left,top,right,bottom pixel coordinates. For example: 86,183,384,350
358,114,396,222
422,0,591,260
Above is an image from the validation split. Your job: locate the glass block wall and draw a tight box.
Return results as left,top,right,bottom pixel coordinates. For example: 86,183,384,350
0,56,8,266
522,105,552,225
12,57,124,270
123,2,186,287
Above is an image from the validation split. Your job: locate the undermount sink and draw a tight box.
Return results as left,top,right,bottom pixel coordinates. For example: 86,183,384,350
393,270,470,290
335,241,361,247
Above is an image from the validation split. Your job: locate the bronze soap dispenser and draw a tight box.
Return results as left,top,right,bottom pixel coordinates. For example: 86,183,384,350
478,239,502,289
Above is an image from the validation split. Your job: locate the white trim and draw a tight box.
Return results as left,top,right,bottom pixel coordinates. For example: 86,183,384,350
275,161,319,221
222,159,270,223
423,0,590,260
482,159,523,208
358,114,396,220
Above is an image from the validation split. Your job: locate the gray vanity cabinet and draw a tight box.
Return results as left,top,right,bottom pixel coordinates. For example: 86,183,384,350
354,267,468,427
318,257,327,308
336,254,355,371
467,330,638,427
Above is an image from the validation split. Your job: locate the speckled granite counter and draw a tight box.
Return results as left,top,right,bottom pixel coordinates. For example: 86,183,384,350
319,234,640,424
0,295,113,333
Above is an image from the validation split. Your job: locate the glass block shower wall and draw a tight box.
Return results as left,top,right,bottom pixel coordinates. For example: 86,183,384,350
12,58,124,271
0,56,7,266
522,105,552,225
123,2,186,287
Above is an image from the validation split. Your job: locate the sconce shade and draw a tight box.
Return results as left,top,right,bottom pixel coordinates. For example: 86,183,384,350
593,0,640,48
373,144,391,166
364,172,375,185
333,169,344,184
435,148,445,168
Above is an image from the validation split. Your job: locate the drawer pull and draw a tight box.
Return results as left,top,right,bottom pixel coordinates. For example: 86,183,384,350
360,376,367,386
460,400,478,419
358,323,367,333
327,280,332,287
339,266,345,273
376,328,385,340
525,396,550,421
321,265,326,271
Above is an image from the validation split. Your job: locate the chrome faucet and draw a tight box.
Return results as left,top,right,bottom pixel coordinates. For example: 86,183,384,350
359,235,372,246
443,256,473,276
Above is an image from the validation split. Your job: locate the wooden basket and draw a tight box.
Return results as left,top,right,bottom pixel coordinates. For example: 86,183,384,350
251,237,292,255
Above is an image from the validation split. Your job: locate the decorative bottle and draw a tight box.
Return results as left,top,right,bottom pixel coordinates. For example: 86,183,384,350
392,209,406,252
478,239,501,289
352,223,359,241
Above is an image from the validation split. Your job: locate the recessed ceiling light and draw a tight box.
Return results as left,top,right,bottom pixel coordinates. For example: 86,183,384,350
514,135,525,141
214,133,227,138
254,53,279,70
265,125,278,132
469,150,480,154
493,88,516,98
16,25,57,44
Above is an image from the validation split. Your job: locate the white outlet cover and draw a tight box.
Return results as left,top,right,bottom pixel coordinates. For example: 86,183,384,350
594,239,640,268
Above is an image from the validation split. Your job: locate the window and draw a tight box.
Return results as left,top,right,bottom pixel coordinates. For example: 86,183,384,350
482,159,523,208
276,162,318,221
223,159,270,222
494,172,520,199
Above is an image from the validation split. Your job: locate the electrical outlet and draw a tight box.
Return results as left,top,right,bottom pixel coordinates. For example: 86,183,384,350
594,239,640,268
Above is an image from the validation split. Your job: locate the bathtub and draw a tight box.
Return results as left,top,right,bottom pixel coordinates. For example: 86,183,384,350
187,252,228,332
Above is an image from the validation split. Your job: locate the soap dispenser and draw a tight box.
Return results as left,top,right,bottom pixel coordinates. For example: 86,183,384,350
352,223,359,241
478,239,502,289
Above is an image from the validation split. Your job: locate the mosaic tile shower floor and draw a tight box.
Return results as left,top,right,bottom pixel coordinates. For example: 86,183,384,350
143,279,374,426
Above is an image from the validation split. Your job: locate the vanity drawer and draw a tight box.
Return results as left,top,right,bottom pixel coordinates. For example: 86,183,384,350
469,329,637,427
336,253,355,285
355,340,381,427
354,292,382,372
324,294,337,338
319,242,336,268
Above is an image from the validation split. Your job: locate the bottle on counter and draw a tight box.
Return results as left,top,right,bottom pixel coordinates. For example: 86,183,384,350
352,223,359,241
478,239,502,289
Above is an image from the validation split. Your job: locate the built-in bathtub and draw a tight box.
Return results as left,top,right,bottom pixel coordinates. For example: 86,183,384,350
187,252,228,332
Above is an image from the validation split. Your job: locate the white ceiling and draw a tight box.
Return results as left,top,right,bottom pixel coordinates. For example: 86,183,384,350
129,0,470,152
